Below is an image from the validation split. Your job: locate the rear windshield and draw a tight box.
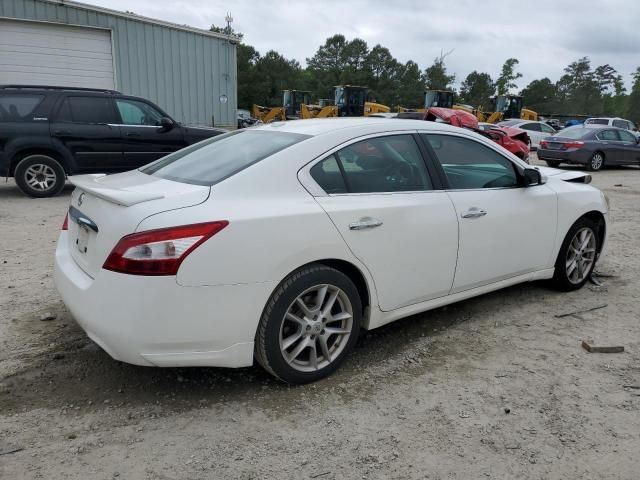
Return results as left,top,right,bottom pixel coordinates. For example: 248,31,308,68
585,119,608,125
556,127,589,139
141,129,309,186
0,94,45,122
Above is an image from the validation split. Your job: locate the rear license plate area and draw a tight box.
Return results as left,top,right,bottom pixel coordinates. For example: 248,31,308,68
76,225,89,254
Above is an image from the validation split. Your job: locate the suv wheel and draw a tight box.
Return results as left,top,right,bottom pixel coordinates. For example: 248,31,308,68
14,154,66,198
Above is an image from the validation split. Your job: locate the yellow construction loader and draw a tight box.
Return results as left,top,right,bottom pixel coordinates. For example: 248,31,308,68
252,89,312,123
479,95,538,123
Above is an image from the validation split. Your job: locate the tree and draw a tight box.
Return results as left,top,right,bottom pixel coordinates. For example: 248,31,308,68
366,45,402,105
520,77,559,113
423,50,455,91
254,50,304,106
458,71,494,109
556,57,601,114
627,67,640,124
495,58,522,95
397,61,425,108
306,34,350,98
236,44,260,109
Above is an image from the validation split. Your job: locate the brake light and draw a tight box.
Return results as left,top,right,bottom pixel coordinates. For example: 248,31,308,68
103,221,229,276
62,213,69,231
563,141,584,149
539,140,548,149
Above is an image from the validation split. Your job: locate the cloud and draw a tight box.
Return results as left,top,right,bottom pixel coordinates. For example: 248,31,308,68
91,0,640,89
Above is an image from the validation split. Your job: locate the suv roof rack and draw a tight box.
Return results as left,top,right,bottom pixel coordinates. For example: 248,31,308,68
0,85,121,94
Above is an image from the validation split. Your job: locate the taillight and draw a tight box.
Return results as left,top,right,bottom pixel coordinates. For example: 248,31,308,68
539,140,548,149
103,221,228,276
563,141,584,149
62,213,69,231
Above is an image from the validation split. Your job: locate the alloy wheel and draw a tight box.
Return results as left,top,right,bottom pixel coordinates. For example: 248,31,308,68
24,164,57,191
591,153,604,170
565,227,596,284
279,284,353,372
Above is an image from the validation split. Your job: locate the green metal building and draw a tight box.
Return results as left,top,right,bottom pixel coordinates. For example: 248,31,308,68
0,0,238,127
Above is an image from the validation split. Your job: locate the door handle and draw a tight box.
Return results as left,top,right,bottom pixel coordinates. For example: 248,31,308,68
461,208,487,219
53,129,71,136
125,132,141,137
349,217,383,230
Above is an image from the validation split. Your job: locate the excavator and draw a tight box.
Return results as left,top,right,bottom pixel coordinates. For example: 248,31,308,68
251,89,312,123
301,85,390,119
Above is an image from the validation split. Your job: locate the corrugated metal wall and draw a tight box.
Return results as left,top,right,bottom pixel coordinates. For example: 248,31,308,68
0,0,237,127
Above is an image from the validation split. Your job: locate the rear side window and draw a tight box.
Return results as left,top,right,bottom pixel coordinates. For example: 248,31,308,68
0,94,45,122
586,119,608,125
116,99,164,125
142,130,309,186
612,120,628,129
424,134,518,190
522,122,541,131
311,135,433,194
56,96,116,124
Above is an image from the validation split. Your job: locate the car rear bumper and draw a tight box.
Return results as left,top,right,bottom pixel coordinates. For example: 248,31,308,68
54,231,277,368
537,149,589,165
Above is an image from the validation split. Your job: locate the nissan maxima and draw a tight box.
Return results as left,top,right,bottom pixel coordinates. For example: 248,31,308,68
55,119,609,383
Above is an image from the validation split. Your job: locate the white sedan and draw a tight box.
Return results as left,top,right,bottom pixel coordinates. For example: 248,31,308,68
54,119,609,383
496,119,558,149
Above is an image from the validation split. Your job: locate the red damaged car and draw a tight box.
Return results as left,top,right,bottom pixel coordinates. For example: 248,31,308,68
396,108,530,163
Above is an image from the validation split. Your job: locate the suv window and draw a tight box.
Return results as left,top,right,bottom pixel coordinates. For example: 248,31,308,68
116,99,164,126
424,134,519,190
587,119,609,125
597,130,619,141
0,94,45,122
522,122,541,132
325,135,432,193
142,130,309,186
56,96,116,124
618,130,637,142
612,119,628,129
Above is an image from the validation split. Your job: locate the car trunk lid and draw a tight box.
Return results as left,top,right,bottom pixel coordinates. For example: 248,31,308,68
66,171,210,278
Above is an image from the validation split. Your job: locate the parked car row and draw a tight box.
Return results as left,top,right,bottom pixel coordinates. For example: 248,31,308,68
0,85,226,197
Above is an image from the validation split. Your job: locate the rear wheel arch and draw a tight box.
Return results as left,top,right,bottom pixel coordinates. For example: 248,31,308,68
581,210,606,254
10,148,70,175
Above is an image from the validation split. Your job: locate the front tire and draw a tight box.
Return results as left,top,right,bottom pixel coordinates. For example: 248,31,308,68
552,217,600,291
14,154,66,198
545,160,561,168
587,152,604,171
255,264,362,384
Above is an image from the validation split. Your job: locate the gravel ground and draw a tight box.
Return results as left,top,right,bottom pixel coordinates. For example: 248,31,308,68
1,157,639,479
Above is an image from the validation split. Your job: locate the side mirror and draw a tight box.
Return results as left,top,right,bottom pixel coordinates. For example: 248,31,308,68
158,117,175,131
523,167,543,187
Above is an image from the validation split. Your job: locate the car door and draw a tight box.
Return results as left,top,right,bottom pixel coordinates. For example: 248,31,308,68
114,97,186,168
309,133,459,311
520,122,544,148
617,129,640,164
50,95,122,172
595,129,625,164
421,132,557,293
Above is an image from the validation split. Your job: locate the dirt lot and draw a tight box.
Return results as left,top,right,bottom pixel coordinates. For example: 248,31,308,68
1,157,639,479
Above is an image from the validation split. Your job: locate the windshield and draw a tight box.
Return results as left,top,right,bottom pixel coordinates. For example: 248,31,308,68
141,130,310,186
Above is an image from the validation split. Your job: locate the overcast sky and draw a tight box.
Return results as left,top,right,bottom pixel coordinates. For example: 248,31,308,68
91,0,640,90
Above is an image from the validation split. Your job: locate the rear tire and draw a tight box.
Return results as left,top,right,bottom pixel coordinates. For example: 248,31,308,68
14,154,66,198
587,152,604,171
551,217,600,291
255,264,362,384
545,160,561,168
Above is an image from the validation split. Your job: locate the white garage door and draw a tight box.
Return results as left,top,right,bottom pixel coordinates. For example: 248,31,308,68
0,19,115,90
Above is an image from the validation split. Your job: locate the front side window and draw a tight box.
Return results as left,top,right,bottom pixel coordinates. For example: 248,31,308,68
424,134,519,190
319,135,432,193
597,130,620,141
116,99,164,126
618,130,637,142
142,130,309,186
56,96,116,124
0,94,45,122
522,122,541,132
541,124,556,134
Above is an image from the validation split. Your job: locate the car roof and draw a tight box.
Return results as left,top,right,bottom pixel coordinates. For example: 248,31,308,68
253,117,464,136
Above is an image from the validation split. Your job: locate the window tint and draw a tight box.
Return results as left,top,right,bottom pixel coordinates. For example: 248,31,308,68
310,155,347,194
116,99,164,125
612,120,628,129
0,94,45,122
142,130,309,186
424,134,519,190
522,122,542,132
332,135,432,193
597,130,619,141
618,130,637,142
57,96,115,124
586,118,609,125
541,124,556,134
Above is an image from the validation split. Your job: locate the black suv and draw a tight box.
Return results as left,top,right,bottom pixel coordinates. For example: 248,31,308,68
0,85,227,197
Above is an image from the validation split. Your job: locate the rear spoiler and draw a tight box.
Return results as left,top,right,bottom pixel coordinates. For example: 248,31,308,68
69,174,165,207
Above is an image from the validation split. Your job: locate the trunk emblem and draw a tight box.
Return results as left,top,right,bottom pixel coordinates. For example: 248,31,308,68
77,193,85,207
